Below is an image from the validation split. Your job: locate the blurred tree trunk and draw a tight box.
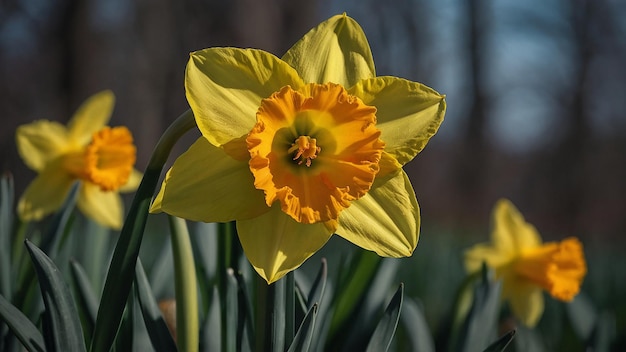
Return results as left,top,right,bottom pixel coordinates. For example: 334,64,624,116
454,0,490,217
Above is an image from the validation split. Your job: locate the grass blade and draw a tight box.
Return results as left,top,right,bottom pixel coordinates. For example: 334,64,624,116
483,330,516,352
365,283,404,352
25,239,86,352
287,303,318,352
134,259,177,352
0,294,45,352
70,260,99,345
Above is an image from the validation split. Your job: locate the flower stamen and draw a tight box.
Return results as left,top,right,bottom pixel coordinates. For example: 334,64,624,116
288,136,321,167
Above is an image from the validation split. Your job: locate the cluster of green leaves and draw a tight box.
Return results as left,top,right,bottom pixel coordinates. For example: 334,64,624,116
0,110,622,351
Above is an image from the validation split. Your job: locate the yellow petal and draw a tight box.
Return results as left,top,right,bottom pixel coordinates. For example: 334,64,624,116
77,182,123,230
504,281,544,327
67,90,115,147
150,137,268,222
17,159,75,221
349,76,446,166
16,120,71,172
336,169,418,257
464,243,515,274
118,168,143,193
282,14,375,88
236,203,334,284
186,48,304,147
492,199,542,253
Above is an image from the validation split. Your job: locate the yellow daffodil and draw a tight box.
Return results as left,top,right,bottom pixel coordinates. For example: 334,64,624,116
16,90,142,230
464,199,587,327
150,14,446,283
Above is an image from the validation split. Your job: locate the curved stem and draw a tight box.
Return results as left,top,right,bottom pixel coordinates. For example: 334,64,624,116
90,110,195,352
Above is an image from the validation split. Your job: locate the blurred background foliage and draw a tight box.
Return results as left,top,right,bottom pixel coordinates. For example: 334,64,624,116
1,0,625,350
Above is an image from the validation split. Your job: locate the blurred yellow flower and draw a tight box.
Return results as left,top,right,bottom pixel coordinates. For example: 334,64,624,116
464,199,587,327
150,14,446,283
16,90,142,230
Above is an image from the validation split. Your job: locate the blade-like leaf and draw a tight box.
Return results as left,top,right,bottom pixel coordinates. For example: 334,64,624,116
70,260,99,344
225,268,238,352
0,174,14,299
454,265,502,352
134,259,177,352
365,283,404,352
90,110,195,352
287,303,318,352
234,270,255,352
329,250,381,337
400,297,435,352
306,258,327,309
200,286,222,352
0,294,46,352
25,239,86,352
483,330,516,352
112,293,134,352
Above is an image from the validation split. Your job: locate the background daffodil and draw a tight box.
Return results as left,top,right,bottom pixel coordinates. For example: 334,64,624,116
151,14,446,283
464,199,587,327
16,90,142,230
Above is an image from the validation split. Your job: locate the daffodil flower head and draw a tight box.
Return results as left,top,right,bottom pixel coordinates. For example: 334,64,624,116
464,199,587,327
151,14,447,283
16,90,142,230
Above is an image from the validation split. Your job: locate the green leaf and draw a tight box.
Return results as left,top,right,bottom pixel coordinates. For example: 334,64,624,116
233,271,254,352
25,239,86,352
90,110,195,352
70,260,99,345
399,297,435,352
483,330,516,352
329,250,381,337
287,303,318,352
134,259,177,352
0,294,46,352
200,286,222,352
225,269,238,352
453,265,502,352
306,258,327,309
111,294,134,352
566,292,597,341
0,174,14,300
365,283,404,352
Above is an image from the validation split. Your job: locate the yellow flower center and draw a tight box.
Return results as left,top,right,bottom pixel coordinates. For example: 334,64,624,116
64,126,137,191
246,83,384,224
288,136,321,167
514,237,587,301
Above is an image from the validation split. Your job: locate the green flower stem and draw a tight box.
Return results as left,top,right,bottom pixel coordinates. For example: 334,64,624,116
169,216,199,352
285,271,295,347
90,110,195,352
255,275,285,352
217,221,233,350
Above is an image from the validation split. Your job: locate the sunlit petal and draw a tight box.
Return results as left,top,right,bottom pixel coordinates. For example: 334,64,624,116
491,199,542,254
67,90,115,147
186,48,304,146
505,282,544,328
349,76,446,165
17,159,75,221
336,169,418,257
237,204,334,283
151,137,268,222
282,14,375,87
16,120,71,172
77,182,123,230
